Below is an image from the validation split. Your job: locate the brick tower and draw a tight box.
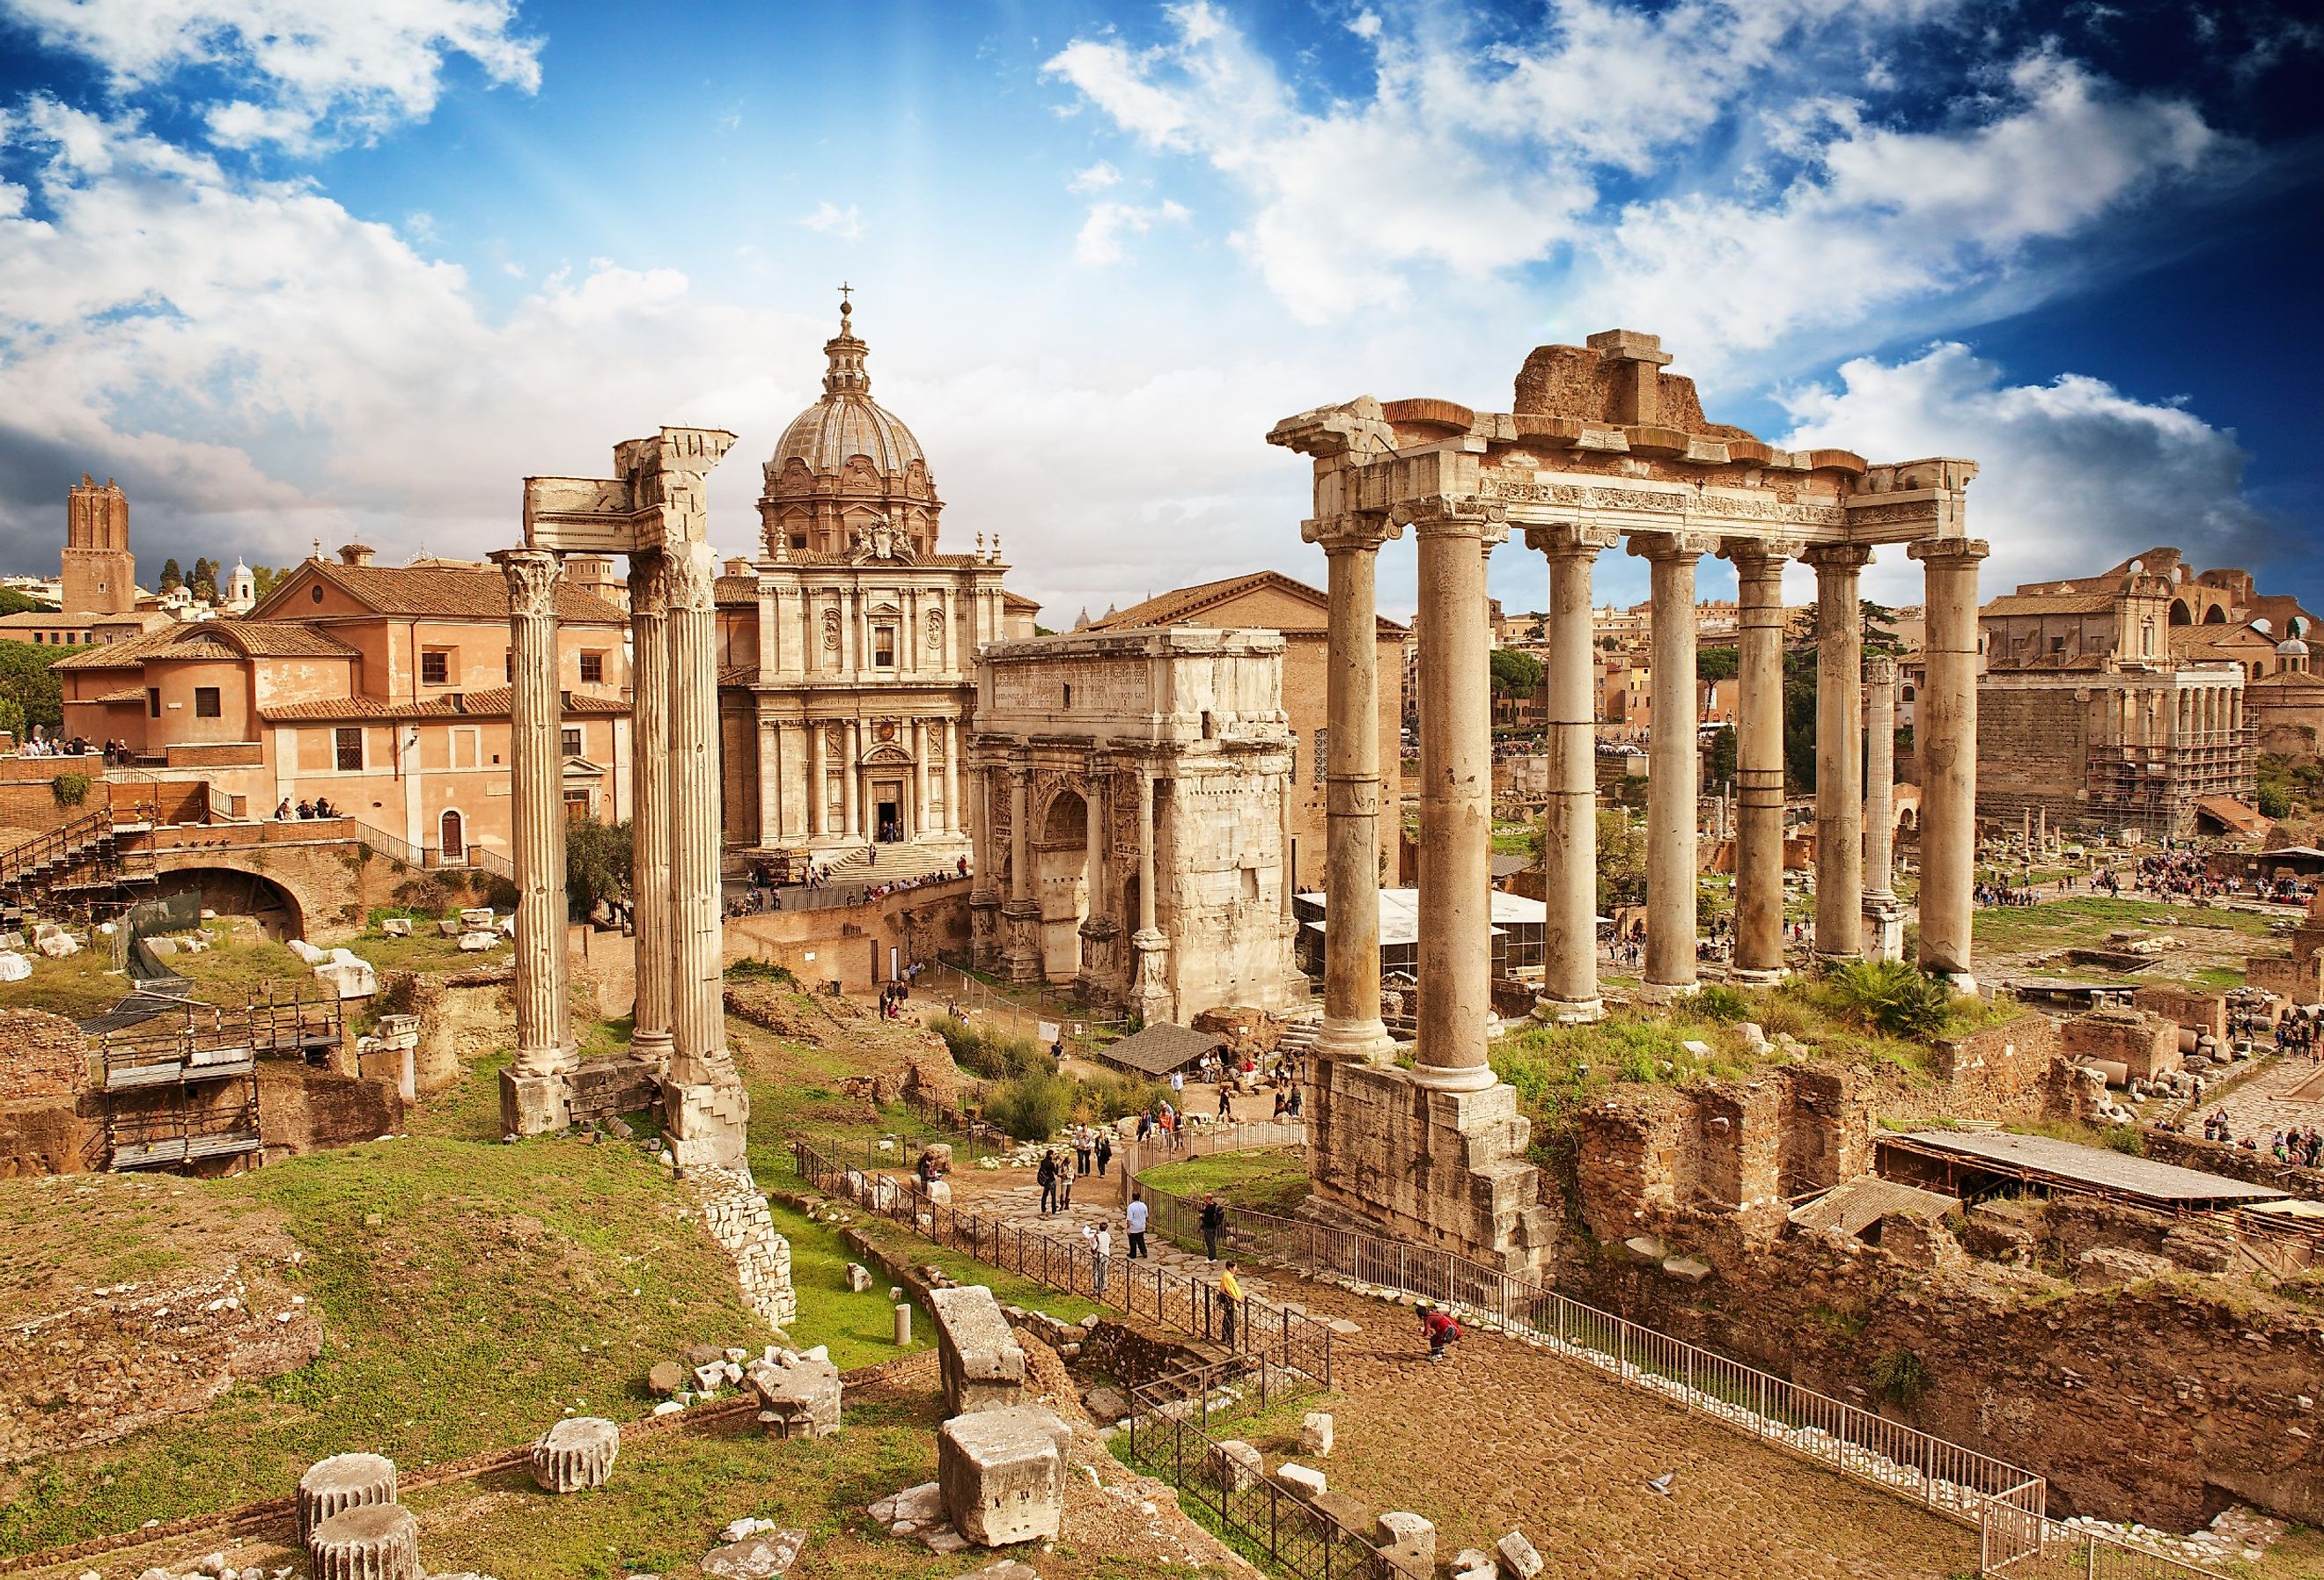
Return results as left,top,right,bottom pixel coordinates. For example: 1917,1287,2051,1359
62,474,135,616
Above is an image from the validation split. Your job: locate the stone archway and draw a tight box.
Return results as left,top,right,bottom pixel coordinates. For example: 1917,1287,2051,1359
150,865,306,940
2170,599,2193,627
1034,787,1090,982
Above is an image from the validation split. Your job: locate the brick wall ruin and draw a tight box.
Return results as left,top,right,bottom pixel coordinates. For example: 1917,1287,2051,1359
2131,986,2229,1043
2062,1006,2180,1083
0,1008,89,1105
1923,1013,2061,1120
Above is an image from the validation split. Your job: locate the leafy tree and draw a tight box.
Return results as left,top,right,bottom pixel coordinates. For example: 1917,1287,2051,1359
1707,724,1738,790
1489,648,1544,696
158,557,183,591
1595,806,1647,911
0,588,55,615
1863,599,1905,655
190,557,219,600
0,641,79,731
252,565,290,600
2257,783,2291,819
1783,647,1819,793
565,817,633,916
1695,645,1739,682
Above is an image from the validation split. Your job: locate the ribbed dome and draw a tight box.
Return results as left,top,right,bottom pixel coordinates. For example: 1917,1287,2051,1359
769,298,926,481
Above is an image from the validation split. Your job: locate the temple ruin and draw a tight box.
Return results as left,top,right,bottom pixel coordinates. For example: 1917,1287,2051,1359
1275,329,1983,1274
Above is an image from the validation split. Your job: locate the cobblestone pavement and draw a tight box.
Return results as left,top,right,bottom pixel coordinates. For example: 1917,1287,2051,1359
2189,1051,2324,1144
949,1167,1979,1578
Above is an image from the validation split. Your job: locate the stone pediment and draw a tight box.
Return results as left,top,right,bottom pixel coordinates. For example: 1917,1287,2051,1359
861,743,913,767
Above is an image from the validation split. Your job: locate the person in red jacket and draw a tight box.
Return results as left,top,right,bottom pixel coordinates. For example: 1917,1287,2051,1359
1417,1300,1461,1363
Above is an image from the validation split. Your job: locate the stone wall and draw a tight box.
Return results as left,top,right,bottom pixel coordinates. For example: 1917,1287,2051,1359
1075,1318,1210,1388
393,966,513,1094
2247,953,2324,1007
2131,986,2228,1043
0,1100,93,1178
1559,1220,2324,1528
254,1064,402,1157
725,887,971,993
1922,1012,2061,1121
2143,1128,2324,1202
0,1260,324,1466
2062,1006,2179,1083
0,1008,89,1104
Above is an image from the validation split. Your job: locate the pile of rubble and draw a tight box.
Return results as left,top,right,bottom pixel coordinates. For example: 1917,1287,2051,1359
285,938,379,998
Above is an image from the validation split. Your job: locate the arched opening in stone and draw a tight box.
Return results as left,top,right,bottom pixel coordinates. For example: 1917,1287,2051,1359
2203,604,2227,624
1035,789,1090,982
2169,599,2192,627
152,866,305,940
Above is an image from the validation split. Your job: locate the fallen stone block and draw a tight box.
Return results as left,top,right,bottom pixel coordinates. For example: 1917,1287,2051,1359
746,1354,842,1439
380,917,412,937
846,1262,873,1293
1660,1256,1712,1283
1308,1488,1372,1537
1496,1528,1545,1579
925,1177,952,1206
308,1503,421,1580
871,1481,945,1529
1299,1410,1334,1456
937,1406,1071,1547
288,937,329,964
1276,1462,1327,1503
459,907,495,928
648,1360,686,1395
532,1415,619,1492
458,930,499,952
1208,1437,1263,1493
297,1451,398,1545
929,1285,1026,1416
698,1530,807,1579
1376,1510,1436,1572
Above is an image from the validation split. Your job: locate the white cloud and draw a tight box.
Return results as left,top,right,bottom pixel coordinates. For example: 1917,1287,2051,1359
0,0,542,151
1068,159,1122,193
1073,198,1190,265
799,202,866,240
1045,3,2225,342
1777,342,2273,603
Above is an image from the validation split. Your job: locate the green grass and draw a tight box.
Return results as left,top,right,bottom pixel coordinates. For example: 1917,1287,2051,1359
0,939,125,1018
1971,896,2278,955
165,921,313,998
1136,1149,1313,1216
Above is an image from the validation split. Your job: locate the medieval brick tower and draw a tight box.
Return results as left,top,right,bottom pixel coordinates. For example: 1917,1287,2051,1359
62,475,135,616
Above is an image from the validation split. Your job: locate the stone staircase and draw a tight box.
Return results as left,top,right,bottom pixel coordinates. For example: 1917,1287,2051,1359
814,841,964,888
1276,1017,1320,1062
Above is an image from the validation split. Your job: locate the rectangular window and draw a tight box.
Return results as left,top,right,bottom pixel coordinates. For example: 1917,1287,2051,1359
579,651,605,683
335,727,364,772
562,727,583,758
504,649,514,682
146,687,161,719
563,790,591,819
874,626,896,667
195,687,222,718
420,649,451,685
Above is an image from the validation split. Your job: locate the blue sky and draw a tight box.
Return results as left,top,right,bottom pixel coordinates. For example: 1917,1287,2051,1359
0,0,2318,621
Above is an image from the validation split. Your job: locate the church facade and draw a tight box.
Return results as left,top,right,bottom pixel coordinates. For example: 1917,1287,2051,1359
715,299,1036,859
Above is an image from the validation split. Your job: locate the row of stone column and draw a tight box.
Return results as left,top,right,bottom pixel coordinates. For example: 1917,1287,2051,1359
766,716,961,841
496,541,746,1162
753,581,1005,679
982,753,1167,1011
1310,518,1989,1075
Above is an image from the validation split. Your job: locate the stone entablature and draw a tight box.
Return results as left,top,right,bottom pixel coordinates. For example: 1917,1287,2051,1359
967,628,1299,1023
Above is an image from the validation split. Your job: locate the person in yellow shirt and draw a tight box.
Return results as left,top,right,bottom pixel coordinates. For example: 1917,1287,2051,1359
1217,1261,1243,1349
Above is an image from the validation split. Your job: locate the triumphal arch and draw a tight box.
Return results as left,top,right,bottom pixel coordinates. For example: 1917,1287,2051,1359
967,628,1301,1025
1277,329,1982,1275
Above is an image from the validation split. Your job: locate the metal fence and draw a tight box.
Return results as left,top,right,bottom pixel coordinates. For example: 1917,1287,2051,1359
1123,1356,1418,1580
1122,1170,2227,1579
791,1136,1335,1385
923,955,1132,1048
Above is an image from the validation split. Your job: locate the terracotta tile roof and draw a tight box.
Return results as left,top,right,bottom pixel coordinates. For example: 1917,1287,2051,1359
1982,592,2120,617
253,560,628,624
50,626,192,670
258,687,629,723
218,622,360,658
1089,570,1408,636
50,621,359,670
92,687,144,705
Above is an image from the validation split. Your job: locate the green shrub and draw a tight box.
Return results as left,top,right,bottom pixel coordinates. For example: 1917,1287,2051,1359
49,770,91,808
1868,1348,1931,1409
723,957,801,990
984,1070,1077,1141
2257,783,2291,819
1813,959,1958,1042
1692,984,1751,1023
1075,1069,1167,1122
925,1013,1048,1081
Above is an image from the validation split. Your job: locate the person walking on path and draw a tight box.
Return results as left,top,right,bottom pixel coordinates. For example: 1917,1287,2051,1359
1083,1221,1113,1299
1127,1191,1150,1259
1217,1083,1234,1121
1200,1193,1226,1260
1038,1150,1060,1216
1417,1300,1461,1363
1075,1125,1094,1177
1217,1261,1242,1349
1058,1147,1077,1209
1095,1130,1114,1177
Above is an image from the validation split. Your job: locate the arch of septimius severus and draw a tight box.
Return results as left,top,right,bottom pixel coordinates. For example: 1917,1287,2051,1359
1276,328,1982,1275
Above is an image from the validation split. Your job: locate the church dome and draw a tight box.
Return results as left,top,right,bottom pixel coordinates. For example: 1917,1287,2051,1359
759,295,942,557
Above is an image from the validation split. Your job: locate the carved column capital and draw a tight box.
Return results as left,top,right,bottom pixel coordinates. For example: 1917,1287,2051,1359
1866,651,1898,684
1908,535,1991,567
665,540,718,614
626,549,669,620
1626,529,1716,563
1800,541,1874,573
493,547,561,619
1717,534,1805,570
1521,521,1619,561
1301,511,1402,554
1392,494,1508,547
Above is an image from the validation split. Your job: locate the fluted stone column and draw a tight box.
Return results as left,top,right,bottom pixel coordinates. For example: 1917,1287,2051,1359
1409,496,1504,1091
1130,762,1172,1023
1722,539,1793,982
495,547,573,1135
627,551,674,1070
1911,536,1989,990
1003,758,1041,982
1302,511,1401,1062
1862,652,1905,963
1633,533,1713,1002
1527,523,1616,1023
1806,544,1871,965
842,721,862,839
666,539,748,1167
943,718,960,836
913,718,931,836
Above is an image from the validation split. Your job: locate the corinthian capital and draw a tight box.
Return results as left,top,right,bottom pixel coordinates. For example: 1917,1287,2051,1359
493,547,561,620
1717,534,1805,570
1391,494,1509,547
627,548,670,620
665,540,719,614
1908,535,1989,566
1626,529,1717,563
1522,522,1619,560
1300,511,1401,554
1800,541,1874,573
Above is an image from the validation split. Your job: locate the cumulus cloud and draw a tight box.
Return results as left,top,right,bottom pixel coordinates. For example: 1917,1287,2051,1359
1777,342,2275,603
0,0,542,151
1044,2,2226,343
1068,159,1122,193
799,201,865,239
1073,198,1190,265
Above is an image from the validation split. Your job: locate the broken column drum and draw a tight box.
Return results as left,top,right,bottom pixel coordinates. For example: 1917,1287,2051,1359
1270,332,1981,1274
309,1503,423,1580
297,1451,399,1545
532,1415,621,1493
